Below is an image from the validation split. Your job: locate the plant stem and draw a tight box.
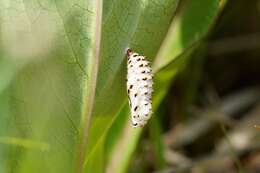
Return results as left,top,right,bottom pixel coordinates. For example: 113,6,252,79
75,0,103,173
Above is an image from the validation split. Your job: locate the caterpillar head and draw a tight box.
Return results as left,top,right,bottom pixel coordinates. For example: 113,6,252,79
126,48,133,57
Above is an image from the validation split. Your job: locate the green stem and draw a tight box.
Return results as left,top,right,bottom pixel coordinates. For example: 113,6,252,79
75,0,103,173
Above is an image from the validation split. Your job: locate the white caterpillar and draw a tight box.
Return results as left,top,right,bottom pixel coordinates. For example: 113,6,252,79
126,49,153,127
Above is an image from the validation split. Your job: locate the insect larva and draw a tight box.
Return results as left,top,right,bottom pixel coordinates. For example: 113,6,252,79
126,48,153,127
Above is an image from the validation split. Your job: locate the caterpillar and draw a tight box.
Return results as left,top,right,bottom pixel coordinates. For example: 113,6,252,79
126,49,153,127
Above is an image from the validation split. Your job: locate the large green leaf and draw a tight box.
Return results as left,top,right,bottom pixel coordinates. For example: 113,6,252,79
0,0,97,173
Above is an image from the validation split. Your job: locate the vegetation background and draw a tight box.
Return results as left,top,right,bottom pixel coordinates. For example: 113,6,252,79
0,0,259,172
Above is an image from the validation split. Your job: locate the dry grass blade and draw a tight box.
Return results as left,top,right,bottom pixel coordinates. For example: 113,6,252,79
254,125,260,130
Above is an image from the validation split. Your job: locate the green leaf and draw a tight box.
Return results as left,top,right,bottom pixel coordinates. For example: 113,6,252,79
0,0,59,93
153,0,227,71
148,112,167,169
106,0,227,172
84,0,179,172
0,0,98,173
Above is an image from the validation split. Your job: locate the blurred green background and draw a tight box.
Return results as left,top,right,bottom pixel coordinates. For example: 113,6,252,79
0,0,260,173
